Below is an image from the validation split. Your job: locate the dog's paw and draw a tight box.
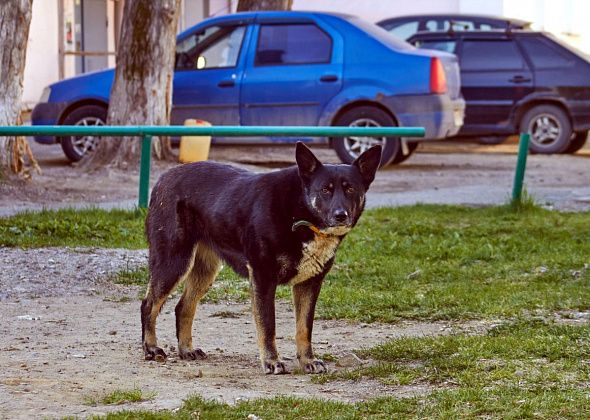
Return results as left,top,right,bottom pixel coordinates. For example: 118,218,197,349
179,348,207,361
262,359,288,375
144,345,167,362
301,359,328,374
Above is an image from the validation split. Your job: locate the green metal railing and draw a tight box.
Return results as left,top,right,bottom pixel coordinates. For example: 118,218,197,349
511,133,531,203
0,125,426,208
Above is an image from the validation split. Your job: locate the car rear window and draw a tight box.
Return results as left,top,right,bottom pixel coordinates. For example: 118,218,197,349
461,40,525,70
415,39,457,54
256,24,332,65
387,21,419,40
519,37,576,68
347,16,413,51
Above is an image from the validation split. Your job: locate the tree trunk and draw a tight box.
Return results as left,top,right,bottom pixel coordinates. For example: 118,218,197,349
237,0,292,11
81,0,181,171
237,0,293,12
0,0,37,179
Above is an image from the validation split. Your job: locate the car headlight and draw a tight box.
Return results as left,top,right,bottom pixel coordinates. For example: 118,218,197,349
39,86,51,103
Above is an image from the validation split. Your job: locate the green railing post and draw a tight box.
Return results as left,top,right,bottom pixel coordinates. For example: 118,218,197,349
138,135,152,208
512,133,530,203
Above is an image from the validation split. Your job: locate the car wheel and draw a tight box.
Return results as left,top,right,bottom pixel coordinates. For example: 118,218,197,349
520,105,572,154
331,106,400,167
390,141,418,164
60,105,107,162
562,131,588,154
478,136,508,145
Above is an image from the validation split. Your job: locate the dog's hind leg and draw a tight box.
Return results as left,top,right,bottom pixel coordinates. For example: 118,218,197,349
141,247,196,361
175,242,221,360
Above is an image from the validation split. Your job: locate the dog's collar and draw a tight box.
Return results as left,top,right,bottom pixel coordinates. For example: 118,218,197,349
292,220,326,236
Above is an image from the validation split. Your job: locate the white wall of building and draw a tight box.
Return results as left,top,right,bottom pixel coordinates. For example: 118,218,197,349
22,1,59,109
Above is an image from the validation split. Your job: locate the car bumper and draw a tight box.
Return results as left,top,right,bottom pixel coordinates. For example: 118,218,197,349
31,102,68,144
384,94,465,140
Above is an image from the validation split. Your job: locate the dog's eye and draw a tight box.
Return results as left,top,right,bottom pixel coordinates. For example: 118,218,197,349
321,186,332,194
346,186,355,194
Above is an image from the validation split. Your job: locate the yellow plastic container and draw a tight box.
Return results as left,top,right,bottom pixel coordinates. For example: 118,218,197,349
178,119,212,163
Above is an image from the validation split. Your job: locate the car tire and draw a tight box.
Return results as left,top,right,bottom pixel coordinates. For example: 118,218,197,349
520,105,572,154
562,131,588,154
390,141,418,164
60,105,107,162
331,106,400,167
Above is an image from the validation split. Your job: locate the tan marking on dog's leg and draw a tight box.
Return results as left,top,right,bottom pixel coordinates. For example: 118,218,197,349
292,277,327,374
176,242,221,360
248,264,285,374
294,288,313,361
143,290,166,350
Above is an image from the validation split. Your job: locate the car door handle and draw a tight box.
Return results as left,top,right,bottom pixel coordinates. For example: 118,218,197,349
217,80,235,87
509,75,531,84
320,74,338,82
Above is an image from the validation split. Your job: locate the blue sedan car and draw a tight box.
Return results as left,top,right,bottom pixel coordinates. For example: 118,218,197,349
32,11,464,165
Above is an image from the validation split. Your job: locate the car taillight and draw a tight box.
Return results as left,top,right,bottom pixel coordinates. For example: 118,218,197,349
430,57,447,94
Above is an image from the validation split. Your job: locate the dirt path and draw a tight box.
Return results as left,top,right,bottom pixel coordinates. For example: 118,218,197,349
0,247,487,419
2,139,590,215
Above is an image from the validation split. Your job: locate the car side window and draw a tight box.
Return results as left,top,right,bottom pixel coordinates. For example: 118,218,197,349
461,40,525,71
519,37,576,69
387,21,419,40
175,25,246,70
255,24,332,66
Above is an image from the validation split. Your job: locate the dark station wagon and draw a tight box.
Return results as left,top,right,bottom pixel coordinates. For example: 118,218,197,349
409,29,590,153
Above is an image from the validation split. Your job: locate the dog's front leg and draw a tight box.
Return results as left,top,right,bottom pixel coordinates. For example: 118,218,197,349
249,274,286,375
292,274,327,374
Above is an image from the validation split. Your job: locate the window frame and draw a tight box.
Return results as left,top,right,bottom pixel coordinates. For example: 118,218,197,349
254,22,333,67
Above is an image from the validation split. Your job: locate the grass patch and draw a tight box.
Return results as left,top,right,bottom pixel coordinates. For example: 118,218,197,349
85,388,155,406
304,320,590,418
98,382,590,419
319,204,590,322
4,204,590,320
0,208,146,248
316,320,590,387
109,266,149,286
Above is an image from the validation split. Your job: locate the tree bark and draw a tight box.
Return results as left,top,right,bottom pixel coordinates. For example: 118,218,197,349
237,0,292,11
81,0,181,171
0,0,37,179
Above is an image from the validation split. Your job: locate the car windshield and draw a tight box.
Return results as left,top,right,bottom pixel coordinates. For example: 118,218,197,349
346,16,413,51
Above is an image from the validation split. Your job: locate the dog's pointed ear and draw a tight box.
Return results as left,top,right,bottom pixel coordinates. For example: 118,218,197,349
353,145,382,189
296,142,322,181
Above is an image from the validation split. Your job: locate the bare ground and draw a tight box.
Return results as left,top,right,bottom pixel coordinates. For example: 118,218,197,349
0,247,490,419
2,137,590,215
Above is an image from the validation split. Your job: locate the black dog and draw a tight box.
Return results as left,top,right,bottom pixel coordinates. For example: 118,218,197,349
141,142,381,374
